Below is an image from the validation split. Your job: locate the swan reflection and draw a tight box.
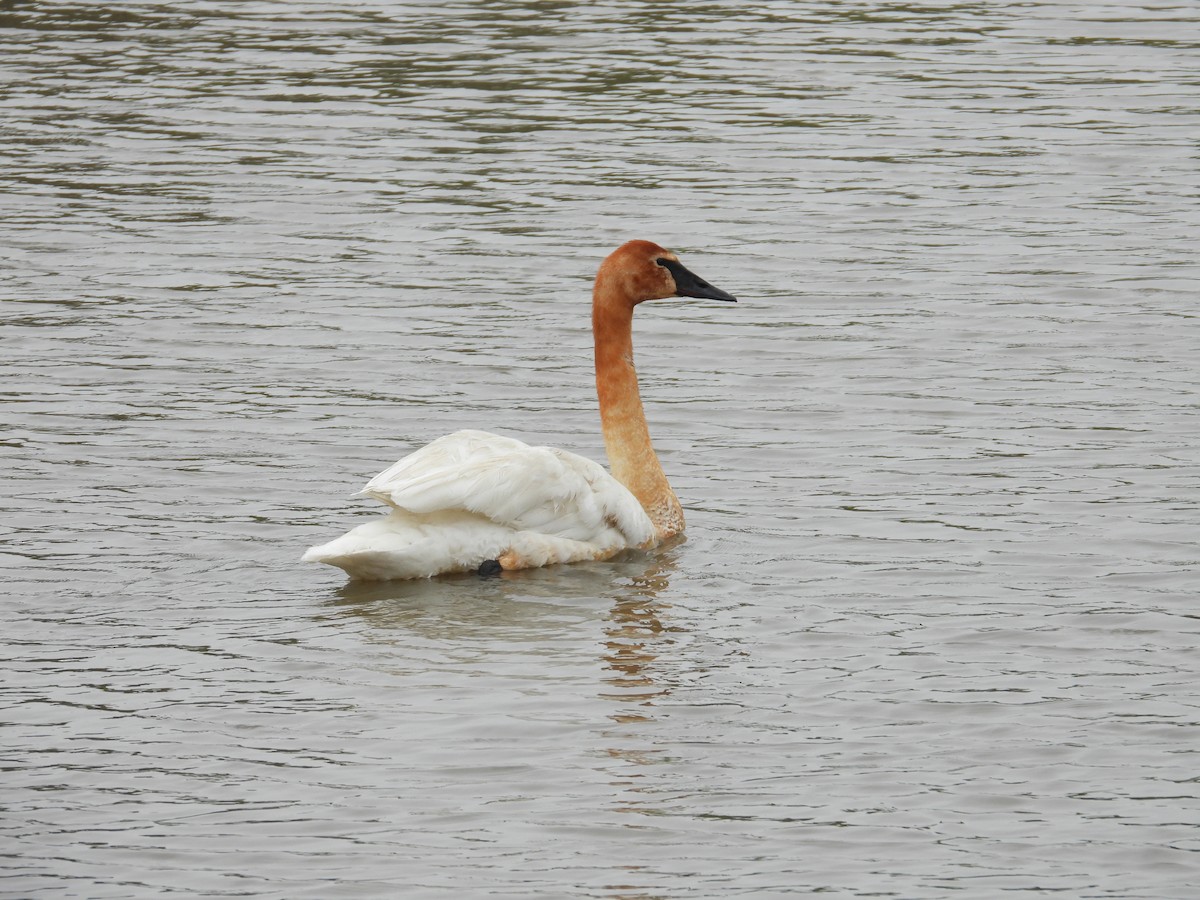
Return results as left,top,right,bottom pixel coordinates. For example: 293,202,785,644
325,544,681,651
599,541,682,718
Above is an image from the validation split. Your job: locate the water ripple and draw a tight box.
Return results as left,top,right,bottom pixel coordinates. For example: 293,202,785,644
3,1,1199,897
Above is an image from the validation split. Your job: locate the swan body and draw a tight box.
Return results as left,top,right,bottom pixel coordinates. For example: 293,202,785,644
304,240,736,581
301,430,655,580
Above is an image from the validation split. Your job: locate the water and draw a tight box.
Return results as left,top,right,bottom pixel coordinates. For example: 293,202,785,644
3,1,1199,896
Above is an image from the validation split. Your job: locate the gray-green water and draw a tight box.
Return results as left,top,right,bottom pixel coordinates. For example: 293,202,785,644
3,2,1199,897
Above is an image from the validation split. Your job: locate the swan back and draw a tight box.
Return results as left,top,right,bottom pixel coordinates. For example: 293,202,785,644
361,430,654,546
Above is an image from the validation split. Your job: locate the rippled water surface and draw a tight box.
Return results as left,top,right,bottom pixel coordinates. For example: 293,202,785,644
3,1,1199,896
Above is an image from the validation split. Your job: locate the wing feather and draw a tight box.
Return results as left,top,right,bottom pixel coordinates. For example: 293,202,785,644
359,430,654,546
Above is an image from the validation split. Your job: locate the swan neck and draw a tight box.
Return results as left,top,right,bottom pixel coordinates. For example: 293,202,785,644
593,279,683,540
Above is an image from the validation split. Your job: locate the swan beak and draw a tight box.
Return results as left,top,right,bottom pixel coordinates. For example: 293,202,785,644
657,257,737,303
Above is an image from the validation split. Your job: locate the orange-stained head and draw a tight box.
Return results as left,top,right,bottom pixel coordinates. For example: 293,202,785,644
595,240,737,306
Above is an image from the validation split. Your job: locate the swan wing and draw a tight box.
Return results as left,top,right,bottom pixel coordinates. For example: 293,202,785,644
359,430,655,546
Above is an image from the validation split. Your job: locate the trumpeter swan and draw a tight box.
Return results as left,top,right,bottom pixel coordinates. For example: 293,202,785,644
303,240,736,580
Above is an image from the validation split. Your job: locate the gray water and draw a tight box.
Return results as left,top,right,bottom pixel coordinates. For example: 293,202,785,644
3,1,1199,897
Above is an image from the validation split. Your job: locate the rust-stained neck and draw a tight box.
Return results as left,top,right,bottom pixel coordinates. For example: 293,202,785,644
592,242,685,542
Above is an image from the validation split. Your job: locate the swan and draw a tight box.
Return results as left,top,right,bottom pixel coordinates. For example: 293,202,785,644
303,240,736,581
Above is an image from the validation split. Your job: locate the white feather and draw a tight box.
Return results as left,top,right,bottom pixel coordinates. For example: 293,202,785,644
302,430,655,580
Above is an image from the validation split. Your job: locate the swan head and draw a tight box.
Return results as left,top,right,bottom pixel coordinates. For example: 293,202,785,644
599,240,737,306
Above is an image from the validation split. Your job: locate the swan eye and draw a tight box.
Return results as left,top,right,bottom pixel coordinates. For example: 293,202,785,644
654,257,669,267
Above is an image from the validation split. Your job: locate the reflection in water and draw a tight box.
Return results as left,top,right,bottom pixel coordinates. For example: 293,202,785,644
326,545,683,667
596,543,684,846
326,543,692,858
327,544,687,817
326,548,679,642
600,540,682,718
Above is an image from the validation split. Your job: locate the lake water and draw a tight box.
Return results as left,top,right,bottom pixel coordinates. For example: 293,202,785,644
3,1,1199,897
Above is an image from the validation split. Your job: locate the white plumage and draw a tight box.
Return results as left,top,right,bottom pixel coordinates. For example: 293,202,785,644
302,430,656,581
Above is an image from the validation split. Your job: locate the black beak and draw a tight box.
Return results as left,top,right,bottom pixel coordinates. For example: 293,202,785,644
657,257,737,303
